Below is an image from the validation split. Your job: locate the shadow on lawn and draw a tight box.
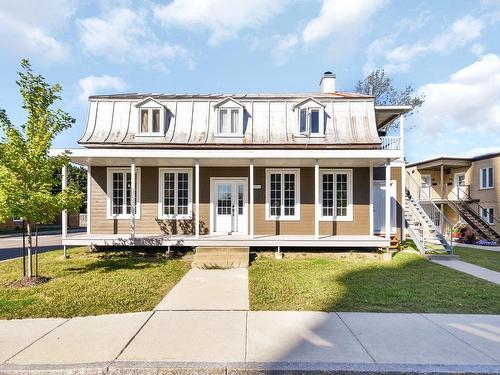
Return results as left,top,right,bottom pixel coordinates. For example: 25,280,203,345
66,252,168,274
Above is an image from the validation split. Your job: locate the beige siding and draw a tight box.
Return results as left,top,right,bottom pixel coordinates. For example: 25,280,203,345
90,166,383,236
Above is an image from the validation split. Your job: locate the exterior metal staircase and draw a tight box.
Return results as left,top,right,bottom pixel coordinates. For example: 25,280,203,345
447,186,500,243
405,171,453,254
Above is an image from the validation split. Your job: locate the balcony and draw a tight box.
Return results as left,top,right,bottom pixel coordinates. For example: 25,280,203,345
380,136,401,150
418,184,471,202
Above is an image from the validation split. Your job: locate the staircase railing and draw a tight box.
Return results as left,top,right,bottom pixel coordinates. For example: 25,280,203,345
406,171,454,252
449,185,500,228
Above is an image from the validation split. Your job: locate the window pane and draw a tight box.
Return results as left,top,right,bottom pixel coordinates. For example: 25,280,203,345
163,173,175,215
141,109,149,133
488,167,493,188
270,173,281,216
152,109,160,133
219,109,228,133
284,173,295,216
322,173,334,216
299,109,307,133
488,208,494,224
231,109,240,133
177,173,189,215
238,183,244,215
310,110,319,134
336,173,348,217
217,184,231,215
112,172,124,215
126,173,132,214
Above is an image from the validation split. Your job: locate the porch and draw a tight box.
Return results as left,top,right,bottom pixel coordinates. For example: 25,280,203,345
62,233,390,248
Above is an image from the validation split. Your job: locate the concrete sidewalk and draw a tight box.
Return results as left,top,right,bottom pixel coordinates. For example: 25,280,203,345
154,268,249,310
432,258,500,284
1,312,500,373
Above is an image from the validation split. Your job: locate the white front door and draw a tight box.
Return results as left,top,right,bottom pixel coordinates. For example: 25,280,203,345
212,179,247,234
453,173,466,199
373,181,397,234
421,175,432,200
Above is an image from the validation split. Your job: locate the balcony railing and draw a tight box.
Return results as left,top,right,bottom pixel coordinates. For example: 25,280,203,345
380,136,401,150
419,184,471,201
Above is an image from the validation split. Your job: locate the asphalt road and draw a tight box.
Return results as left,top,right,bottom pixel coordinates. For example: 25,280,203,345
0,232,69,261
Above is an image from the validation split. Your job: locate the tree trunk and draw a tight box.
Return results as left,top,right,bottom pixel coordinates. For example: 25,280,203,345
26,221,33,278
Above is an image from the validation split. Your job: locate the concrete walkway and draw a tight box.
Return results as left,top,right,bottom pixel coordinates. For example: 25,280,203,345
1,312,500,373
432,259,500,285
154,268,249,310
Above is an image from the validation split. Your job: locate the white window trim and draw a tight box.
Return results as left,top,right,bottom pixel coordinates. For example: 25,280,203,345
216,107,244,137
158,168,193,220
137,107,165,136
479,167,494,190
106,167,141,220
12,217,23,222
319,169,353,222
481,207,495,225
296,106,325,137
265,168,301,221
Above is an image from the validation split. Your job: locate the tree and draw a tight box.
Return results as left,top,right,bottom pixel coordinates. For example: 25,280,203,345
355,69,425,131
0,59,83,278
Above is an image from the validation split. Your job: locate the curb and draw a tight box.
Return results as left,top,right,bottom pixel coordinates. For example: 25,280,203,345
2,361,500,374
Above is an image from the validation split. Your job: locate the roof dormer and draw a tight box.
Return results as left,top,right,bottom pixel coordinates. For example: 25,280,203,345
135,97,168,136
293,97,326,137
213,97,245,137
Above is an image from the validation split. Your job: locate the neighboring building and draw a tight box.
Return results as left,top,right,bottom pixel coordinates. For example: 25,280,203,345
0,214,81,232
52,72,411,249
407,153,500,243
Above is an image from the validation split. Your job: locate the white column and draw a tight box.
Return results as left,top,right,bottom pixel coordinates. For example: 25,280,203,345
369,165,374,236
401,164,406,241
62,165,68,258
130,159,136,242
249,159,254,238
195,160,200,239
87,166,91,235
314,160,320,239
61,165,68,240
385,160,391,241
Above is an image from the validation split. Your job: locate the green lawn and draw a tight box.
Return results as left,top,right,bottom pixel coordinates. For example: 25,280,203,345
453,246,500,273
0,247,190,319
249,252,500,313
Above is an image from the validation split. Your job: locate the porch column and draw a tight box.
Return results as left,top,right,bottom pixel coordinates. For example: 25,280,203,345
385,160,391,241
195,160,200,239
440,165,444,232
315,160,319,239
399,114,404,149
401,164,405,240
369,165,374,236
61,165,68,257
130,159,136,242
87,166,91,235
249,159,254,238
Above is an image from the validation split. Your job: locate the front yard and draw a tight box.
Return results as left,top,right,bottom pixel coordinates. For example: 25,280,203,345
249,252,500,313
0,247,189,319
453,246,500,273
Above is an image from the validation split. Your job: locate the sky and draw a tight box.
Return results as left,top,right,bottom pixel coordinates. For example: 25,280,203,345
0,0,499,162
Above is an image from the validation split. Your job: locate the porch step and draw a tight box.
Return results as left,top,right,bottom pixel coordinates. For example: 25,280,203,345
193,247,250,269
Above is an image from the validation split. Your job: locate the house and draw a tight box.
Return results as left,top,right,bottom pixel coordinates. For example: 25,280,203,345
52,72,411,249
407,152,500,243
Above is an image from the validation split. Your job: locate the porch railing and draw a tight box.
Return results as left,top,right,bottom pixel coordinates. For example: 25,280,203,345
419,184,471,201
380,136,401,150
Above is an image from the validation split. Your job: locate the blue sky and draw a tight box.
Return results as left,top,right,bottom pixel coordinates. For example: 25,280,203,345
0,0,499,162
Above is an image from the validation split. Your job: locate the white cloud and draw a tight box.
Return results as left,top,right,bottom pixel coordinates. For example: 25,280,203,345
78,7,192,71
366,15,487,73
78,75,128,102
459,146,500,158
153,0,288,45
302,0,387,43
0,0,77,61
471,43,485,56
416,54,500,136
272,34,299,65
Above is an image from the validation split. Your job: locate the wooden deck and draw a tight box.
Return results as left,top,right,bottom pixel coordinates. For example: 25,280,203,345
62,233,390,248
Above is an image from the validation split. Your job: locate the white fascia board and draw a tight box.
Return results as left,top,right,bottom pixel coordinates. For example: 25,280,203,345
50,148,402,160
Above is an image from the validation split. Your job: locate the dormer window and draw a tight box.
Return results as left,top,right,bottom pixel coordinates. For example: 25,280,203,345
293,97,325,136
299,108,321,135
135,97,166,135
140,108,162,133
214,97,245,136
219,108,241,134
